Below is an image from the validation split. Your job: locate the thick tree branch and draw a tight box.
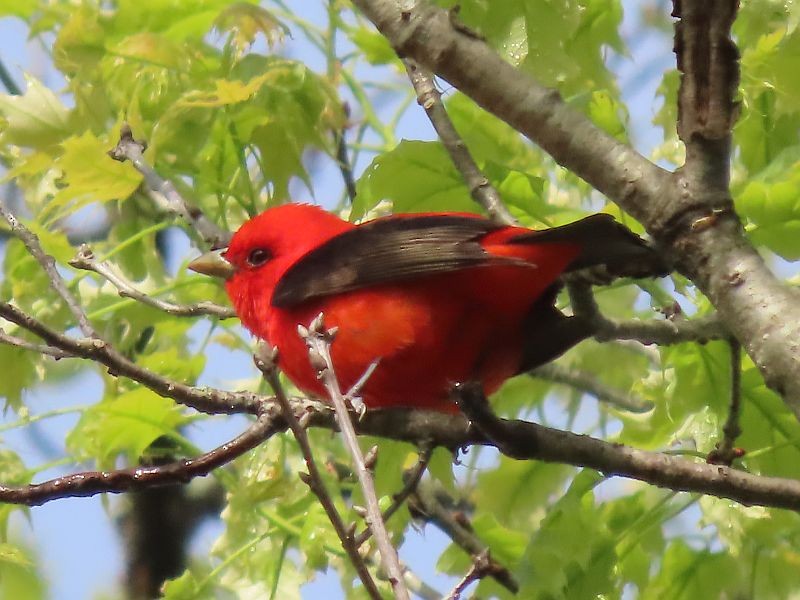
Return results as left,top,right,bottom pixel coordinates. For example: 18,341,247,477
349,0,673,229
5,393,800,513
453,382,800,512
69,245,235,319
351,0,800,420
674,0,739,191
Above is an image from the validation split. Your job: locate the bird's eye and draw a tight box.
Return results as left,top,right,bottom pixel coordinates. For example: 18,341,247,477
247,248,271,267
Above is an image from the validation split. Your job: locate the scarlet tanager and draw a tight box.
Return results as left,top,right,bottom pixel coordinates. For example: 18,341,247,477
188,204,664,412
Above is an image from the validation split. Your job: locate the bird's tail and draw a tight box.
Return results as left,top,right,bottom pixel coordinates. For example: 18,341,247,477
509,214,669,280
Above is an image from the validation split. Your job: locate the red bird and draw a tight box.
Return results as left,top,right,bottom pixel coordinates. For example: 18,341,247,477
189,204,662,412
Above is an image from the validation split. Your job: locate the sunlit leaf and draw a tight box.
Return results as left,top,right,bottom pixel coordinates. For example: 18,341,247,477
0,76,71,148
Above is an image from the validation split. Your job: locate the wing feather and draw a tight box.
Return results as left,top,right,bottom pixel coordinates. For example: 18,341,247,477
272,215,524,307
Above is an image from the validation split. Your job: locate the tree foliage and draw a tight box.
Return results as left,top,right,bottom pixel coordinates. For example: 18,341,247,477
1,0,800,598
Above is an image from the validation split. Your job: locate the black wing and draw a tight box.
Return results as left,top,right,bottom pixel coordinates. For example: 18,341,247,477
509,214,668,279
272,214,524,307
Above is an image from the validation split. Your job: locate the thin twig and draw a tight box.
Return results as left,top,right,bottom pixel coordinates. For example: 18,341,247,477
403,59,516,225
108,125,231,248
0,204,98,338
354,445,433,547
408,479,519,593
0,58,21,95
567,280,726,345
300,314,411,600
253,343,383,600
69,245,235,319
444,550,493,600
0,328,71,359
0,407,276,506
0,301,260,415
708,339,744,465
532,363,653,413
334,124,357,204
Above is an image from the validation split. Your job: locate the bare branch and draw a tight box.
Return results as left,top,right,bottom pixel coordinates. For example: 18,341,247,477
254,343,383,600
444,550,493,600
403,58,516,225
452,382,800,512
108,124,231,248
4,382,800,514
354,445,433,547
408,479,519,593
300,315,410,600
0,327,71,359
0,204,97,337
567,280,725,346
0,407,276,506
69,245,235,319
0,301,260,415
531,363,653,413
334,124,358,204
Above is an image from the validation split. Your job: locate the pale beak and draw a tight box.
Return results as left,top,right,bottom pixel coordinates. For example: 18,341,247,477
187,249,236,280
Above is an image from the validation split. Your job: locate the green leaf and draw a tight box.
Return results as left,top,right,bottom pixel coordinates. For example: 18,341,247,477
0,345,38,411
0,0,37,18
735,144,800,258
40,131,142,223
347,27,398,66
517,470,616,598
471,513,528,565
66,388,189,465
588,89,628,141
213,2,287,57
162,570,203,599
426,447,456,493
52,6,106,75
641,541,742,599
298,503,334,571
179,73,278,108
0,543,45,600
137,347,206,383
0,544,32,568
0,76,71,148
475,456,572,524
444,0,623,96
352,140,480,220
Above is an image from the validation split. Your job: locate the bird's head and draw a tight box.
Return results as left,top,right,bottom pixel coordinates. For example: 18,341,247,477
188,204,352,330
